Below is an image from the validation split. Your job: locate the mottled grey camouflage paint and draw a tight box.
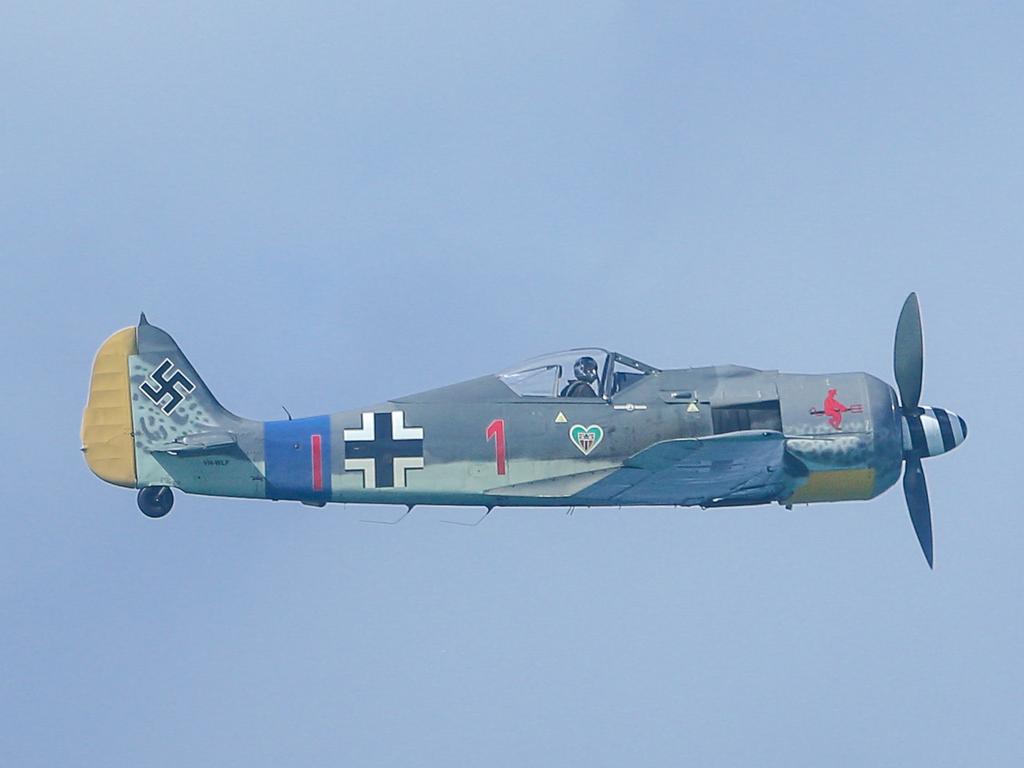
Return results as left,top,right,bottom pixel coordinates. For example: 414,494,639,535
131,318,265,499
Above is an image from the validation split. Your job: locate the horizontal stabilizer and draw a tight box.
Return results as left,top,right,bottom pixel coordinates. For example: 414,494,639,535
148,429,238,454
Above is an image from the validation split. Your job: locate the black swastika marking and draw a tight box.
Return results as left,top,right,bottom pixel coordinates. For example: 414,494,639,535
140,358,196,414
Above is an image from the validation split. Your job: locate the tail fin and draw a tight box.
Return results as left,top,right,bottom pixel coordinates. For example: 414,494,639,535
82,314,240,487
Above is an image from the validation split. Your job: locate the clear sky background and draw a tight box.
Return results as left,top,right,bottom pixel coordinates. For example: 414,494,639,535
2,3,1021,766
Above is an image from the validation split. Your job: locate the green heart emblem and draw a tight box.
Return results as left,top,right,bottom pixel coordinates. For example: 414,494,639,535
569,424,604,455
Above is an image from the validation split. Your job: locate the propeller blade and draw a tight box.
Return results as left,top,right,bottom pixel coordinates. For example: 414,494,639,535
894,292,924,409
903,455,933,568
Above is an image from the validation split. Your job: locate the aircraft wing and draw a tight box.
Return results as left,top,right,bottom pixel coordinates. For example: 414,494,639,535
484,467,621,499
571,430,791,506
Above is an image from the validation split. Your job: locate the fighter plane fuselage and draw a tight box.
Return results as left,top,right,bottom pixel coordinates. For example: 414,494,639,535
85,318,937,510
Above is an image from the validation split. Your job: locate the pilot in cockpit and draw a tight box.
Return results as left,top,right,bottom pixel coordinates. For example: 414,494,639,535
560,356,600,397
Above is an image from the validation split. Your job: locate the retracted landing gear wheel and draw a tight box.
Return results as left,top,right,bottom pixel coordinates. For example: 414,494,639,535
138,486,174,518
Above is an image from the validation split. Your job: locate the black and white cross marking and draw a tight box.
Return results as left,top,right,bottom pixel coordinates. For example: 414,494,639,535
343,411,424,489
139,358,196,414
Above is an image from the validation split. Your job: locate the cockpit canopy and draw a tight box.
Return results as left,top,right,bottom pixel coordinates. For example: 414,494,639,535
498,348,659,399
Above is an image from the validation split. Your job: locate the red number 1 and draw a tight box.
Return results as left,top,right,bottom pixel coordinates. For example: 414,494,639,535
486,419,507,475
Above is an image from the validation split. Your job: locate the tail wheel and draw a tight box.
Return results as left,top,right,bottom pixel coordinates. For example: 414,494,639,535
138,486,174,518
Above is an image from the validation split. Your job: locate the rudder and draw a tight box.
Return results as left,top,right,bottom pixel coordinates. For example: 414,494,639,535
81,326,139,487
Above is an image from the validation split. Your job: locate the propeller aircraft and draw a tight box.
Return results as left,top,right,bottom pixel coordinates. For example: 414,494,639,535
81,293,965,566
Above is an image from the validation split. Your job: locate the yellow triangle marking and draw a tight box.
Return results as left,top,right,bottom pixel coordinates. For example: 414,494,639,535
555,411,567,423
687,402,700,413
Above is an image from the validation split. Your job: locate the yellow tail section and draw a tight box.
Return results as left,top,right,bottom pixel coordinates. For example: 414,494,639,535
81,326,138,487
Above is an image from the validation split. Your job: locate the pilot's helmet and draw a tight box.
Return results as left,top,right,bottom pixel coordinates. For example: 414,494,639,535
574,356,599,383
